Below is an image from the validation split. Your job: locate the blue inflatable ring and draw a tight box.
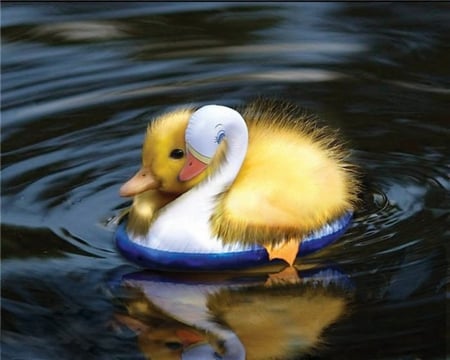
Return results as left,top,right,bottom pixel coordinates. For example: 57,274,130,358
115,212,352,271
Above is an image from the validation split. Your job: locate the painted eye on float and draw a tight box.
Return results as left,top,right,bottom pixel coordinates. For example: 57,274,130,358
215,129,226,144
169,149,185,159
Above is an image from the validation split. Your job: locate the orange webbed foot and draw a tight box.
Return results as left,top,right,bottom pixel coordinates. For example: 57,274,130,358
264,238,300,267
264,238,301,286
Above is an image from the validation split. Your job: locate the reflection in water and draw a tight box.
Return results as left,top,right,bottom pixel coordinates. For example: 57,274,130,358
112,266,353,360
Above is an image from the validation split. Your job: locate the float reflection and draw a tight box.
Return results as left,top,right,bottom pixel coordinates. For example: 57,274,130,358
112,265,354,360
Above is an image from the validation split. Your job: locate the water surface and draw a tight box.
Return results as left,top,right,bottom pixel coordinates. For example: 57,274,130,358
1,3,448,359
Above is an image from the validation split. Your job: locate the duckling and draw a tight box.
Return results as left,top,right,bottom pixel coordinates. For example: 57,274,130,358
114,286,225,360
120,108,216,235
120,99,359,268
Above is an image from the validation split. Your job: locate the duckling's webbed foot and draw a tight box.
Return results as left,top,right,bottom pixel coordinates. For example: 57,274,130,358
263,238,301,286
264,238,300,267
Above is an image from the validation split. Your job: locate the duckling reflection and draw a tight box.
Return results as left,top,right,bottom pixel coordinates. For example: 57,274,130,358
114,286,225,360
113,266,353,360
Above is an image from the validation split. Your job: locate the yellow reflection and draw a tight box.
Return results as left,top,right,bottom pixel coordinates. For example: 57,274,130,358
113,266,352,360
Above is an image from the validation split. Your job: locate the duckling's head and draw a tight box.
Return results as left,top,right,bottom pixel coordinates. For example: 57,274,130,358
120,108,209,196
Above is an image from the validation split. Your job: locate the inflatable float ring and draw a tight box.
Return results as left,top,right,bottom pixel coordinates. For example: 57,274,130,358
115,212,352,271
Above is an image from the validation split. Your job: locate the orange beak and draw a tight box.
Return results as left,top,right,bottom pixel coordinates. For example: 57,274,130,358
119,167,160,197
178,151,208,182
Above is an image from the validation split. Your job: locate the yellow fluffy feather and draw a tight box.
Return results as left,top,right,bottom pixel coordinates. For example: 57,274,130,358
212,99,359,245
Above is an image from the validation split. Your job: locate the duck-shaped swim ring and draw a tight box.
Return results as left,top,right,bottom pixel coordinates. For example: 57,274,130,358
116,100,359,271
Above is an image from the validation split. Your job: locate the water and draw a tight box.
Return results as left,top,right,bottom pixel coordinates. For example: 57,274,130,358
1,3,448,359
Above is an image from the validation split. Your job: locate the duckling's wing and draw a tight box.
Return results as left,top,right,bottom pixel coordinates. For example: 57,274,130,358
214,131,354,243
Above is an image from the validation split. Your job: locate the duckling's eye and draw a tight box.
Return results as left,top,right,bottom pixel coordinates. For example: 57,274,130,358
169,149,184,159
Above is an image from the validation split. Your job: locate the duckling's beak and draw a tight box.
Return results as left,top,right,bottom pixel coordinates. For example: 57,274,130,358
178,151,208,182
120,166,160,197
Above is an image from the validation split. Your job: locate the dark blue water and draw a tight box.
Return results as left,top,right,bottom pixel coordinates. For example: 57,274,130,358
2,3,448,359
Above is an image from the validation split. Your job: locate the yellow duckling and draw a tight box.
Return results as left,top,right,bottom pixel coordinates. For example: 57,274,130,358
120,108,214,235
120,99,359,268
